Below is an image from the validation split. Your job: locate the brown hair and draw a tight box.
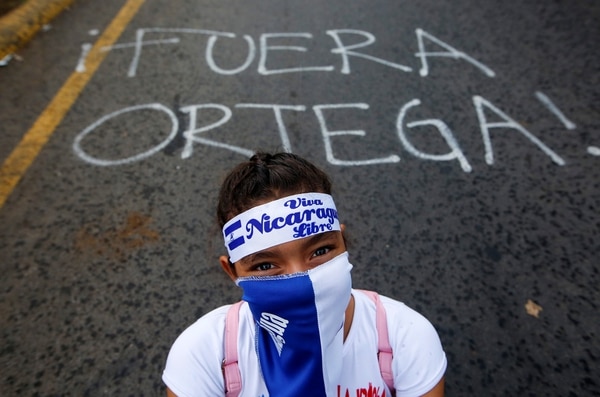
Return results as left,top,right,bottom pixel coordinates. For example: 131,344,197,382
217,152,332,228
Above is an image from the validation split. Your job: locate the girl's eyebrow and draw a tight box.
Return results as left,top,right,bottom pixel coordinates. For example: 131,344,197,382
240,250,279,267
305,231,337,246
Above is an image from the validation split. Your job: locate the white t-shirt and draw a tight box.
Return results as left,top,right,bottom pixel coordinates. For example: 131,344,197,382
163,290,447,397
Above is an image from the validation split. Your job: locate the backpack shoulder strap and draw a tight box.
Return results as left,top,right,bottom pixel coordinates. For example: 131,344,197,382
358,290,395,392
223,301,243,397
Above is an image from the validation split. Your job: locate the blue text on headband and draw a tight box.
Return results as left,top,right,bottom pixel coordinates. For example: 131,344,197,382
222,193,341,263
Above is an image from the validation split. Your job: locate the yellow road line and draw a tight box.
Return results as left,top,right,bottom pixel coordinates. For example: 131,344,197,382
0,0,145,210
0,0,77,60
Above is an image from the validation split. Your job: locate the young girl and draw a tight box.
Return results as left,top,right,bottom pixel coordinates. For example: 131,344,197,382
163,152,446,397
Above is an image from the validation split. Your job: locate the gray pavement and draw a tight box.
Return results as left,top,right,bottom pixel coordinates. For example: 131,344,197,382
1,0,599,396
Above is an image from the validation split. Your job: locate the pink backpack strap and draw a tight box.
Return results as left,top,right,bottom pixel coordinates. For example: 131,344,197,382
223,301,243,397
359,290,395,392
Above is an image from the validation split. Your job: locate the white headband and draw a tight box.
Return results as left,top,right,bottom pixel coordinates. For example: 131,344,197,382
223,193,341,262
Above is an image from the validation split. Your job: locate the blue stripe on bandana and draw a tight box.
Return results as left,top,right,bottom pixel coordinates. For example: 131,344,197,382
239,273,327,396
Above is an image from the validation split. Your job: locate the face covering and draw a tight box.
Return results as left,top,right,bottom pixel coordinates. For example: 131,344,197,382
236,252,353,397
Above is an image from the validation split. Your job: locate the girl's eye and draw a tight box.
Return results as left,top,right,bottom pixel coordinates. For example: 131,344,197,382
313,246,331,257
254,263,275,272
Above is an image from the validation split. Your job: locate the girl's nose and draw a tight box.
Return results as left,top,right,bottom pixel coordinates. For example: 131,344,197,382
285,261,311,274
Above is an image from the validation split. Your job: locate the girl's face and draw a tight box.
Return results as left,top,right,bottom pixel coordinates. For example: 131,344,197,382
220,228,346,279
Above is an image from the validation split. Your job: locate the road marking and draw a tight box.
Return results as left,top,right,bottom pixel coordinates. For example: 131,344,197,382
0,0,145,210
534,91,576,130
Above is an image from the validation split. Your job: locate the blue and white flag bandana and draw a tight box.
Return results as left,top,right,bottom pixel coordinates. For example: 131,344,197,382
236,252,353,397
222,193,341,263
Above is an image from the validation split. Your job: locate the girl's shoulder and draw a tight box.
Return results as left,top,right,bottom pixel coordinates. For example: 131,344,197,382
358,291,447,395
352,289,428,327
352,289,445,363
173,305,230,345
163,305,233,396
163,303,259,396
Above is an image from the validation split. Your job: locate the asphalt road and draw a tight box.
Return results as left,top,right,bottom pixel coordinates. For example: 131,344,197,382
1,0,599,395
